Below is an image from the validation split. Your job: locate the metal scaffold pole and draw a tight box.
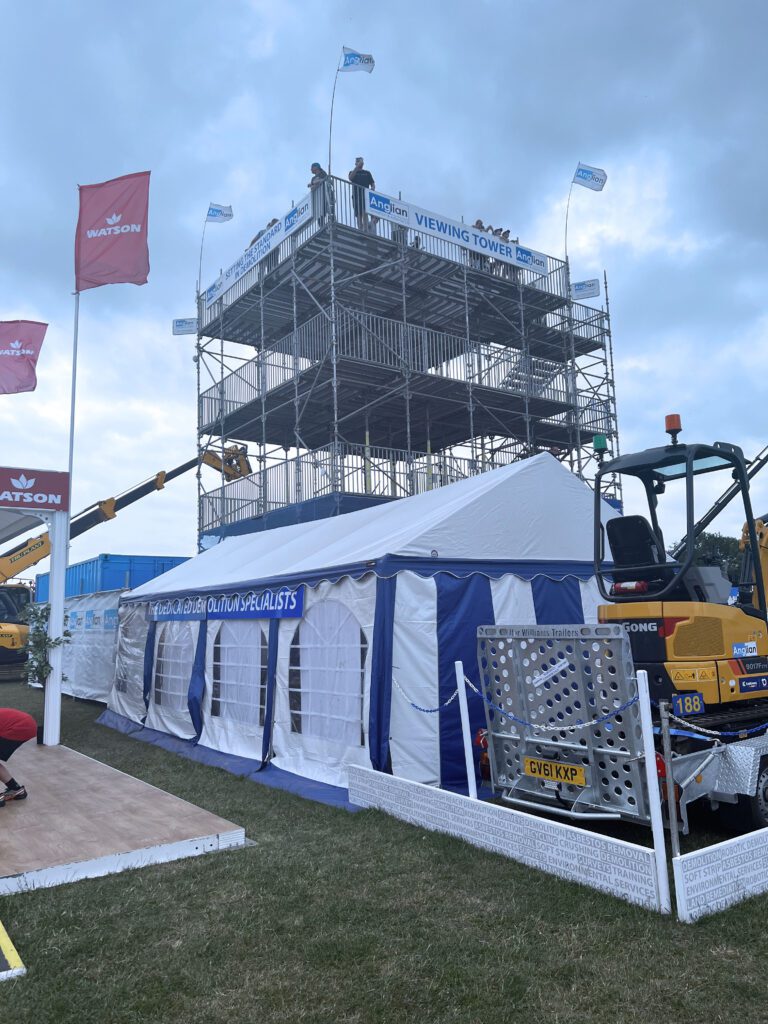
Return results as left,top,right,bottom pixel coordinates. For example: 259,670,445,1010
292,257,302,506
462,264,476,469
259,274,267,518
564,257,583,477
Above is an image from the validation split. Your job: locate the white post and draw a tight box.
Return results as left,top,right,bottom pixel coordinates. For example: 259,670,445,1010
454,660,477,800
67,293,80,484
637,669,671,914
43,510,68,746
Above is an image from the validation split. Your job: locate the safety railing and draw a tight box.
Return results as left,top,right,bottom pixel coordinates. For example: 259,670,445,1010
199,442,520,532
199,308,579,429
199,176,570,331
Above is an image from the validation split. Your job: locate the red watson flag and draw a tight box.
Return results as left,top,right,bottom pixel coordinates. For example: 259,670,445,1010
74,171,150,292
0,321,48,396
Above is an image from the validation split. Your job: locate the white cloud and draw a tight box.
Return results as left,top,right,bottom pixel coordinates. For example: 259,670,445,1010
531,153,716,269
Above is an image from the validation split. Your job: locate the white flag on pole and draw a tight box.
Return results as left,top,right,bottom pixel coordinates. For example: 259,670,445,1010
573,163,607,191
340,46,375,73
207,203,233,222
572,279,601,300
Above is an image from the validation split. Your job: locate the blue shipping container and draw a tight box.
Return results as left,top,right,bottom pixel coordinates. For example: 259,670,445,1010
35,553,189,601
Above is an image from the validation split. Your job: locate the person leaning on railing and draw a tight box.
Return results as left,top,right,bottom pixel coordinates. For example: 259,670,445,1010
308,162,328,224
349,157,377,233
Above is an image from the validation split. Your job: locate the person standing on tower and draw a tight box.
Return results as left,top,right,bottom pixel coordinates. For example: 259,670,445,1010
349,157,376,231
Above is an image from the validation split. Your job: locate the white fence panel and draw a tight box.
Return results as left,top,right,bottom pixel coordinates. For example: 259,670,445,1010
674,828,768,922
348,766,664,912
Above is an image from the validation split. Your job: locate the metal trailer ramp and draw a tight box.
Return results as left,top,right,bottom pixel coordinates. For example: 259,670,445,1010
477,624,651,822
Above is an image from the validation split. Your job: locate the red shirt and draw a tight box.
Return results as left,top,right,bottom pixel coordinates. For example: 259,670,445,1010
0,708,37,741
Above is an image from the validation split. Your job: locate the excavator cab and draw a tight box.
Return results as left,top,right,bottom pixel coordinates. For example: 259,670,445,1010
594,416,768,721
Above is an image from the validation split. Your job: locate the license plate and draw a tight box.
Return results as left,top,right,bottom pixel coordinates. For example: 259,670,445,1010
523,756,586,787
671,691,705,716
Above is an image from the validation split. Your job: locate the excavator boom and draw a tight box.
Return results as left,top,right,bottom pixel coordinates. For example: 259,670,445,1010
0,446,251,585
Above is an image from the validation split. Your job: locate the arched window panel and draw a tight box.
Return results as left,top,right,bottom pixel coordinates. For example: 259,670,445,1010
288,600,367,746
210,620,268,729
153,621,196,712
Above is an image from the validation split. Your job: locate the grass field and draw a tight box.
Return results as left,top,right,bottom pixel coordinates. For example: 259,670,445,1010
2,683,768,1024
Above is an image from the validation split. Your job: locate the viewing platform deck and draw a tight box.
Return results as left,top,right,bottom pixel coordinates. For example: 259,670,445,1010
198,176,578,351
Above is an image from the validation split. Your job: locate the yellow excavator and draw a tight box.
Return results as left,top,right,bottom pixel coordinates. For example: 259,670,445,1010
595,416,768,731
0,446,251,680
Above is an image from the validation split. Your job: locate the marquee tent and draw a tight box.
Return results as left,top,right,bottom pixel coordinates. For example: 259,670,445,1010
105,454,617,791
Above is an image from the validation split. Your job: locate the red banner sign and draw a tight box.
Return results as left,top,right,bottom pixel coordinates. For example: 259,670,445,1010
0,468,70,512
0,321,48,395
74,170,150,292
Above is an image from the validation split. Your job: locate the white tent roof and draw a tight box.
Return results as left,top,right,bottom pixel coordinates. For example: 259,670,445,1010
130,453,617,599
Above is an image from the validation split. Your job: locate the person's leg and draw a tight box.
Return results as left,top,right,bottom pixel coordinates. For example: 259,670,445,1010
0,741,27,801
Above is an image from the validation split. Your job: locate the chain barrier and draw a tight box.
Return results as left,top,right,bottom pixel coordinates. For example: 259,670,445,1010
391,674,459,714
391,672,639,734
667,711,768,740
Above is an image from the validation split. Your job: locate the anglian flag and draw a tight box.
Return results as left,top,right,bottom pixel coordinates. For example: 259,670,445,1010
573,163,607,191
340,46,375,73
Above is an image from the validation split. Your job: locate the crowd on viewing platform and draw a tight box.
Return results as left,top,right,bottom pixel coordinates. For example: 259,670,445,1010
202,155,566,321
286,155,530,281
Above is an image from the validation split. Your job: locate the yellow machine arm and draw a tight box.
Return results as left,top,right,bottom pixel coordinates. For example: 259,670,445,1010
739,517,768,604
0,446,252,585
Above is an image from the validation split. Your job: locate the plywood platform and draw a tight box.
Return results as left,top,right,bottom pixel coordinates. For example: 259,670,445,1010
0,744,246,896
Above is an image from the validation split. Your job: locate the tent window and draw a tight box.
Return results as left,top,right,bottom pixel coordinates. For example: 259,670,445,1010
153,621,195,712
289,638,302,734
210,620,268,729
288,600,367,745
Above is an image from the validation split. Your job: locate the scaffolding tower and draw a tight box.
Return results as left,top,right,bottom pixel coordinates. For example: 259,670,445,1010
196,176,620,543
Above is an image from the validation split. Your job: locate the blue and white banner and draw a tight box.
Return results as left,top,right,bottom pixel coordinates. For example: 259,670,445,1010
573,163,607,191
208,586,304,620
341,46,375,73
365,189,549,276
204,193,312,308
151,596,207,622
207,203,233,222
572,278,600,300
172,317,198,335
150,585,305,622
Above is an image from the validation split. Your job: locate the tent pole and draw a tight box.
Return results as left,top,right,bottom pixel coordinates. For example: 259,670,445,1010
455,661,477,799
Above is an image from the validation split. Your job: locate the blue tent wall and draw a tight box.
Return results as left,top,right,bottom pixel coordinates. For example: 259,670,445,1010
435,574,496,790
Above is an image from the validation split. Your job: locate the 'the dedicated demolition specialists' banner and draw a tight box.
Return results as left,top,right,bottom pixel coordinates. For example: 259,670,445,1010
150,585,305,621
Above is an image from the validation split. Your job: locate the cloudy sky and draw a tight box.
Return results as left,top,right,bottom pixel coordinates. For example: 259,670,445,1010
2,0,766,580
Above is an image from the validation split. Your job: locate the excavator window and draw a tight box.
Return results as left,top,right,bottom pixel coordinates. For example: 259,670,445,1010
0,590,21,623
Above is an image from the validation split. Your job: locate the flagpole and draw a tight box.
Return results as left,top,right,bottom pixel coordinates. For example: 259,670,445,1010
328,52,343,177
564,180,575,262
68,292,80,484
44,287,79,743
197,215,209,297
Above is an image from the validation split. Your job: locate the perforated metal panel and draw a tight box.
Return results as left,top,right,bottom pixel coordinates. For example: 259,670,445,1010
477,624,651,822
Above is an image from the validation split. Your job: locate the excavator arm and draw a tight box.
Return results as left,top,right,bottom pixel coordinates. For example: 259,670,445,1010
0,446,252,584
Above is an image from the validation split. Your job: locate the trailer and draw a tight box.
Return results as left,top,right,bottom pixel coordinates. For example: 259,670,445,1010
477,623,768,834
